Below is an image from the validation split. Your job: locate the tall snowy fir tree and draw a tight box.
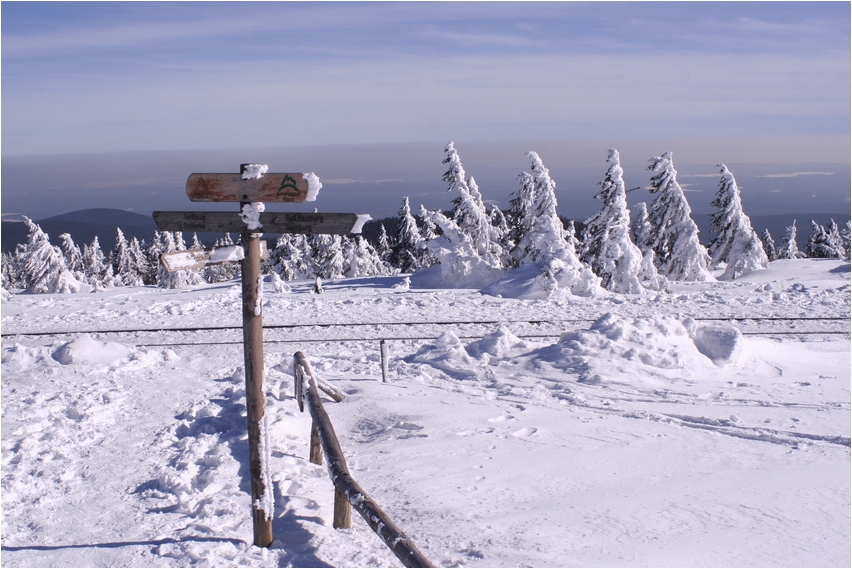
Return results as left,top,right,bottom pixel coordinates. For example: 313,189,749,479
825,219,848,259
441,142,504,270
707,164,768,280
777,220,804,259
343,236,388,277
507,171,537,266
82,236,107,286
646,152,713,281
17,217,83,293
580,149,647,293
759,229,777,262
59,233,85,280
390,197,426,272
484,152,600,298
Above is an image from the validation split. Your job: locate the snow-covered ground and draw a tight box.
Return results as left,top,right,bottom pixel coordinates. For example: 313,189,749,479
2,259,849,567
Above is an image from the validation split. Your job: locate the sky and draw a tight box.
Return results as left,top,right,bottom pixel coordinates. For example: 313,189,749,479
2,1,850,221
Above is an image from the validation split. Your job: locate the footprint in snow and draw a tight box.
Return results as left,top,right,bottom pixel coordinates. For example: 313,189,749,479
511,427,538,438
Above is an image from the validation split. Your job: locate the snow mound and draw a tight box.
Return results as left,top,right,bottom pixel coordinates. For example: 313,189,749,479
465,325,534,360
52,336,133,366
534,313,729,383
406,331,479,377
481,259,600,299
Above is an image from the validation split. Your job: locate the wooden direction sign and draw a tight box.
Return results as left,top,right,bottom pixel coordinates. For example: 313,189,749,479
153,211,366,235
186,172,317,203
160,243,269,272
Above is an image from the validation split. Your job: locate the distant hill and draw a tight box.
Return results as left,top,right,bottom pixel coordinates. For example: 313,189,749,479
2,209,161,253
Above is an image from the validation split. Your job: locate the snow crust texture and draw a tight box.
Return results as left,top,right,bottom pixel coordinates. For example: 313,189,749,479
1,258,849,568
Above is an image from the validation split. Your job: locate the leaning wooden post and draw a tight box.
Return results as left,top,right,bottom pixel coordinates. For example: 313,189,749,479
334,487,352,529
239,169,273,548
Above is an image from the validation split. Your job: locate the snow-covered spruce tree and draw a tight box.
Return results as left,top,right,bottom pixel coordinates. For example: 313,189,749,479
111,228,137,286
128,237,150,285
806,220,845,259
17,217,84,293
58,233,85,280
646,152,713,281
580,149,647,293
776,220,804,259
825,219,848,259
630,203,670,291
442,142,505,269
707,164,768,280
376,224,394,266
390,197,426,272
82,236,108,285
313,234,347,279
266,234,314,281
343,235,389,277
489,204,514,269
507,171,536,265
415,205,505,289
2,252,19,291
484,152,600,298
759,229,777,262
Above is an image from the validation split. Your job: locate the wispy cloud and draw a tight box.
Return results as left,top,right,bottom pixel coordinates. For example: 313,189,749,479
759,172,835,178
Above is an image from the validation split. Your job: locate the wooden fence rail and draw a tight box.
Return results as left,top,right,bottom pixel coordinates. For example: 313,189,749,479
293,351,434,569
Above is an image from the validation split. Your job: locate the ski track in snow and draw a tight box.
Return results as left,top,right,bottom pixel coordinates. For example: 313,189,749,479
2,259,849,567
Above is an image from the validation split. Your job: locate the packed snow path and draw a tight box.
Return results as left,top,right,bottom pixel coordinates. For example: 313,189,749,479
2,259,849,567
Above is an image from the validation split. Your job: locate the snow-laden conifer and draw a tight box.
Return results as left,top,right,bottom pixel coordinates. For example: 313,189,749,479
806,220,845,259
390,197,426,272
708,164,768,280
376,224,393,266
628,202,667,290
415,206,505,289
759,229,777,262
111,228,136,286
265,234,313,281
313,234,347,279
825,219,847,259
18,217,84,293
646,152,713,281
484,152,600,298
777,220,804,259
59,233,85,280
580,149,646,293
442,142,504,269
82,236,108,287
344,235,389,277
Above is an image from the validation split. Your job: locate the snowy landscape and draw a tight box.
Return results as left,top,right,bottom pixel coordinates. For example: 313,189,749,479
2,144,850,568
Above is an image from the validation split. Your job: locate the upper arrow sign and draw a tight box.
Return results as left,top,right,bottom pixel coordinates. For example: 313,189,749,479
186,173,317,203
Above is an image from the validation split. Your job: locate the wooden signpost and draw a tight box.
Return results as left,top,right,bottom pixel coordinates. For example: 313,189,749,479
154,164,369,548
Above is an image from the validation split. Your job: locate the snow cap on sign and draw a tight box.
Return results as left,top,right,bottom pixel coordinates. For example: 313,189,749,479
241,164,268,180
304,173,322,202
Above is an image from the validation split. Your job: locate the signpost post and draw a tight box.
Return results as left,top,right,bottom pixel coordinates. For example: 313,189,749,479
154,164,369,547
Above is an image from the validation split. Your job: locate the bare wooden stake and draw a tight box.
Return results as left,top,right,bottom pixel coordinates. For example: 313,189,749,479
380,339,389,382
333,487,352,529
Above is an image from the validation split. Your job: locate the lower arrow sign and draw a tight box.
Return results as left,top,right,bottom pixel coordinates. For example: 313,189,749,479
160,243,269,272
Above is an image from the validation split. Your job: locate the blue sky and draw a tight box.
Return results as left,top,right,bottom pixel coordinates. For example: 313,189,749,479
1,1,850,220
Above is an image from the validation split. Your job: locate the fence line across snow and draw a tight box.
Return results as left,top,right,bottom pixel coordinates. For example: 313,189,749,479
292,351,434,569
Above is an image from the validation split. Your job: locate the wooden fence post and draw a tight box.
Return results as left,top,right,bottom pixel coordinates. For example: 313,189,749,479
334,487,352,529
310,421,323,465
